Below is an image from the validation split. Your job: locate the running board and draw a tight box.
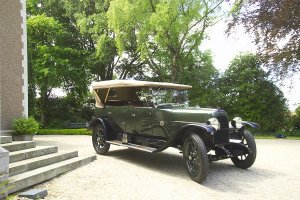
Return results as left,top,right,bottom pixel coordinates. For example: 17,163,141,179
106,140,157,153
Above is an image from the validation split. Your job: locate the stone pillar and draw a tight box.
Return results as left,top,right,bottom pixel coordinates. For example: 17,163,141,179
0,147,9,199
0,0,28,136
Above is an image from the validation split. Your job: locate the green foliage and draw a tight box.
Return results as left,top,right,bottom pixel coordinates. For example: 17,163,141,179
108,0,224,82
37,129,92,135
218,53,288,131
27,12,90,126
0,178,7,196
35,94,95,129
182,51,220,107
0,176,14,200
0,179,8,199
293,106,300,129
279,106,300,136
28,14,89,95
25,0,294,133
63,0,118,81
12,117,39,135
254,134,300,140
278,130,300,137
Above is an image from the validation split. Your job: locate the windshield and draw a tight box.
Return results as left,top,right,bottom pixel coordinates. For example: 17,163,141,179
150,88,189,105
95,87,189,107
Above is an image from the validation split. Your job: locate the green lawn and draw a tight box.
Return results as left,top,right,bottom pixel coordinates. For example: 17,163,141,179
37,128,92,135
254,134,300,140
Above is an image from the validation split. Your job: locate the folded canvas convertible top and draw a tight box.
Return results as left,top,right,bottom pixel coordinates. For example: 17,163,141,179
91,80,192,90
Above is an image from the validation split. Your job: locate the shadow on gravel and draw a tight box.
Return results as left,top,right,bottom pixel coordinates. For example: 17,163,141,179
108,148,189,180
108,148,278,192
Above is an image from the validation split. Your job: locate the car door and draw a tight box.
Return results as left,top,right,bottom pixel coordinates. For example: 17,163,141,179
123,105,136,133
133,107,153,136
105,106,126,131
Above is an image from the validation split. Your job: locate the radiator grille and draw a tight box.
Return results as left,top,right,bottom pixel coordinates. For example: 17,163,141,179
214,110,229,144
216,115,229,129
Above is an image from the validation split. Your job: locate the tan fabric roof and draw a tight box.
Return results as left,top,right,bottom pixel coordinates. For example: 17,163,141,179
91,80,192,89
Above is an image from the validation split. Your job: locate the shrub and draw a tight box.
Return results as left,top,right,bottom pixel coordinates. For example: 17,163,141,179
37,129,92,135
12,117,39,135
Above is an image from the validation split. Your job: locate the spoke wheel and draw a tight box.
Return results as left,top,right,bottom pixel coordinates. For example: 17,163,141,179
183,133,209,183
231,130,256,169
92,124,110,155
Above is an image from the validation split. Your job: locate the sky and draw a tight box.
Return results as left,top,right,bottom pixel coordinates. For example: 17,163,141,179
202,19,300,112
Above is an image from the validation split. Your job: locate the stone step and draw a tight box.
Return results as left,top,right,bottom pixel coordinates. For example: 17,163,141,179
9,146,58,163
0,136,12,144
9,151,78,176
9,155,97,194
0,141,35,152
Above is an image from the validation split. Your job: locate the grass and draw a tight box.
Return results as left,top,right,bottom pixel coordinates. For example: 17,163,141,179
254,134,300,140
255,135,300,140
37,128,92,135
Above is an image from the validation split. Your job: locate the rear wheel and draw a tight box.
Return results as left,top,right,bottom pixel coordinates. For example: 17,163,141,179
183,133,209,183
92,123,110,155
231,130,256,169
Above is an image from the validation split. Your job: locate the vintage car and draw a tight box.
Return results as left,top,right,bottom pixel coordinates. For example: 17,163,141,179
90,80,259,183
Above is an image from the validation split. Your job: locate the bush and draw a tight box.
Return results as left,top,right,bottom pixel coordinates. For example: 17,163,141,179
12,117,39,135
47,119,65,129
278,129,300,137
37,129,92,135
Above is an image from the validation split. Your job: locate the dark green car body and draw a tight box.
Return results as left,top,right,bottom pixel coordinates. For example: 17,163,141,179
90,80,259,183
93,105,229,149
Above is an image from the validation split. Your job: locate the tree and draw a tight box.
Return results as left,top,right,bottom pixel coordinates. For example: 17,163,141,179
27,0,91,123
27,0,148,126
293,106,300,130
182,51,220,107
218,53,288,131
227,0,300,78
107,0,224,82
63,0,145,81
27,14,89,126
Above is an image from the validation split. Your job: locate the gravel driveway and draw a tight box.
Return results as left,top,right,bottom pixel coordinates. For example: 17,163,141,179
18,135,300,200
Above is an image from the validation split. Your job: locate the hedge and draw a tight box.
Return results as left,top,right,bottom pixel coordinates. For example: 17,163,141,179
37,129,92,135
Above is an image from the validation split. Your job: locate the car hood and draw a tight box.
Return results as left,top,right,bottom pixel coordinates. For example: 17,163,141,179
162,106,218,124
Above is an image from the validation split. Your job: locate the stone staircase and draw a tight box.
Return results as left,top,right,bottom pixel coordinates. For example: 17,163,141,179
0,136,96,194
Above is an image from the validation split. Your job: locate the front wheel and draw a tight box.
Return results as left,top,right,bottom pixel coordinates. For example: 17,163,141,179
231,130,256,169
92,123,110,155
183,133,209,183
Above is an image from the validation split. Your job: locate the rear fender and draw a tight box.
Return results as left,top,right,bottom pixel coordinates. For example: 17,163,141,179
89,117,116,140
90,117,105,128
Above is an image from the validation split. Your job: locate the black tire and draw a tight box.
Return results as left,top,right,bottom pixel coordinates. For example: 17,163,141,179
183,133,209,183
231,130,256,169
92,123,110,155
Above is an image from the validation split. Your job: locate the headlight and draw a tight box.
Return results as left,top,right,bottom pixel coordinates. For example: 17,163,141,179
207,118,220,130
232,117,243,128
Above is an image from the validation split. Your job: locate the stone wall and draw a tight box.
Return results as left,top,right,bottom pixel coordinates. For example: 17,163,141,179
0,0,28,134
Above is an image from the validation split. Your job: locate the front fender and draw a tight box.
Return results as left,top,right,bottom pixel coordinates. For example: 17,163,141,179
242,121,260,129
177,123,216,136
156,123,215,152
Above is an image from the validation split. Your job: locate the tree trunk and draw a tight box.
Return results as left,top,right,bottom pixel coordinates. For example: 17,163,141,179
39,89,49,128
